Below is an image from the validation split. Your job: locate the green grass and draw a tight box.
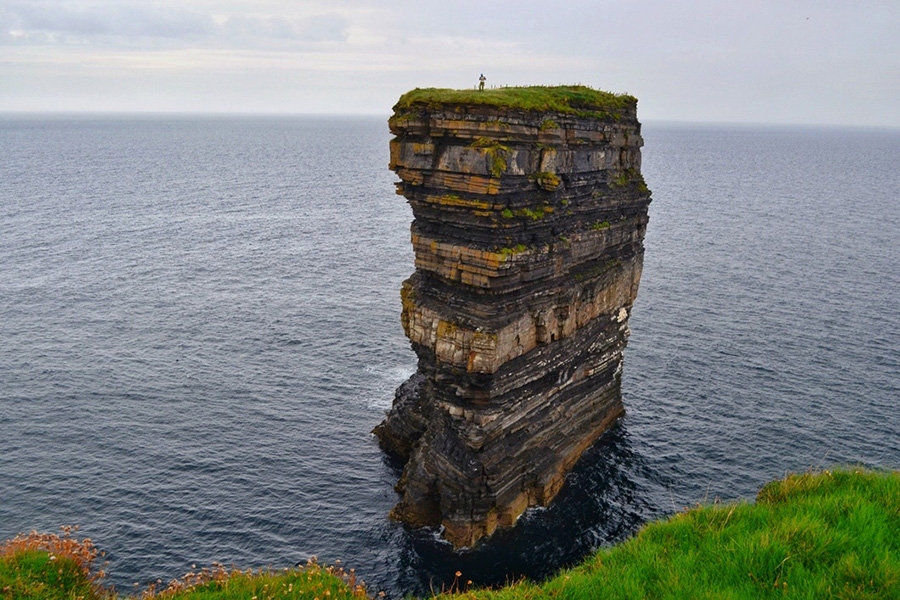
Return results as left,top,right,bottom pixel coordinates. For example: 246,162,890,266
0,527,110,600
498,243,529,257
136,560,366,599
393,86,636,119
609,172,630,188
3,469,898,599
0,550,105,600
470,137,511,177
539,119,559,131
0,531,364,600
441,468,900,599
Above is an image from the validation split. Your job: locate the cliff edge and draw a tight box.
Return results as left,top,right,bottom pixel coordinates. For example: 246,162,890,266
374,86,652,548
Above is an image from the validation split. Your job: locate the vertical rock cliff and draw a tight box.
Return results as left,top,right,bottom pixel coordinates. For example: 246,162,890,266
374,86,651,548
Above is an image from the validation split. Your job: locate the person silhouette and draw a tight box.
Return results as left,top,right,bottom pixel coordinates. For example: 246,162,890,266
479,74,486,91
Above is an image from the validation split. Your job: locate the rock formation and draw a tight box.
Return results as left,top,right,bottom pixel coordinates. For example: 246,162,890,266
374,86,651,548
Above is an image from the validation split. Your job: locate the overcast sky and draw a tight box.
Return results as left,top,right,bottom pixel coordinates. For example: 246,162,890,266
2,0,898,126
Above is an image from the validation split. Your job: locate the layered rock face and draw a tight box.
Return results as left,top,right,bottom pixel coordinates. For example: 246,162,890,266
374,87,651,548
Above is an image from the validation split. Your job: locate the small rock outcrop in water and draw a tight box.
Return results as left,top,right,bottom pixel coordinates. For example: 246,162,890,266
374,86,652,548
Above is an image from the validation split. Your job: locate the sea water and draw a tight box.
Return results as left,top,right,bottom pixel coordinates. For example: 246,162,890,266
1,116,897,597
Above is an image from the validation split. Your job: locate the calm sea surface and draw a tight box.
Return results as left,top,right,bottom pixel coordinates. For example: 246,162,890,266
1,116,898,597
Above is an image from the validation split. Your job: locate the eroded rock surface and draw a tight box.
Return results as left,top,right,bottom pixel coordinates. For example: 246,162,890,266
374,88,651,548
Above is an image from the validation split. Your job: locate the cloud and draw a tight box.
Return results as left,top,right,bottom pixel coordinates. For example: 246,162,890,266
2,2,212,44
1,0,897,124
1,1,349,47
216,13,348,44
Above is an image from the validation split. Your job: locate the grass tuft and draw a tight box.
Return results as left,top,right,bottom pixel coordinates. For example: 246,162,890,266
0,526,110,600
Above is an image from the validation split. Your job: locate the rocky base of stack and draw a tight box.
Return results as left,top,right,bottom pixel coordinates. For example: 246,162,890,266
374,89,651,548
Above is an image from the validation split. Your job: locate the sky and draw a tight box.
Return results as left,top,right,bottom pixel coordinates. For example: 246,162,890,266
1,0,898,126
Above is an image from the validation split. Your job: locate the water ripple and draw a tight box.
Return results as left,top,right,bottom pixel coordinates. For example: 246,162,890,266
0,118,897,598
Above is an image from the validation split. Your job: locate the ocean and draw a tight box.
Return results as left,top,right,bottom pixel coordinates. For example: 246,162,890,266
1,115,897,598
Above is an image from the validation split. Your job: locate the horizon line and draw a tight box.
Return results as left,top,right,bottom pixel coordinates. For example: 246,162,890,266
1,110,897,131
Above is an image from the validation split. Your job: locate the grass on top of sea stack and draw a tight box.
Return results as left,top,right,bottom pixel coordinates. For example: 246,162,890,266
440,468,900,600
393,86,636,120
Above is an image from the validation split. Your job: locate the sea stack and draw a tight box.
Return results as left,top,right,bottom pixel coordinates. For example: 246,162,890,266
374,86,651,548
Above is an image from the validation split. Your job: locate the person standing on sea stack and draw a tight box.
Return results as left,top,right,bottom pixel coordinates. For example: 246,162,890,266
479,74,486,90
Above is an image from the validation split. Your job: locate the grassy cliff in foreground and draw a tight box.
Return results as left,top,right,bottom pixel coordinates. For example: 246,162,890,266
393,86,636,120
3,469,898,599
449,468,900,599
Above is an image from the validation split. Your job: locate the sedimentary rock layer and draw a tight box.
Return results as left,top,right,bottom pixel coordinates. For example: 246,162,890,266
374,87,651,548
